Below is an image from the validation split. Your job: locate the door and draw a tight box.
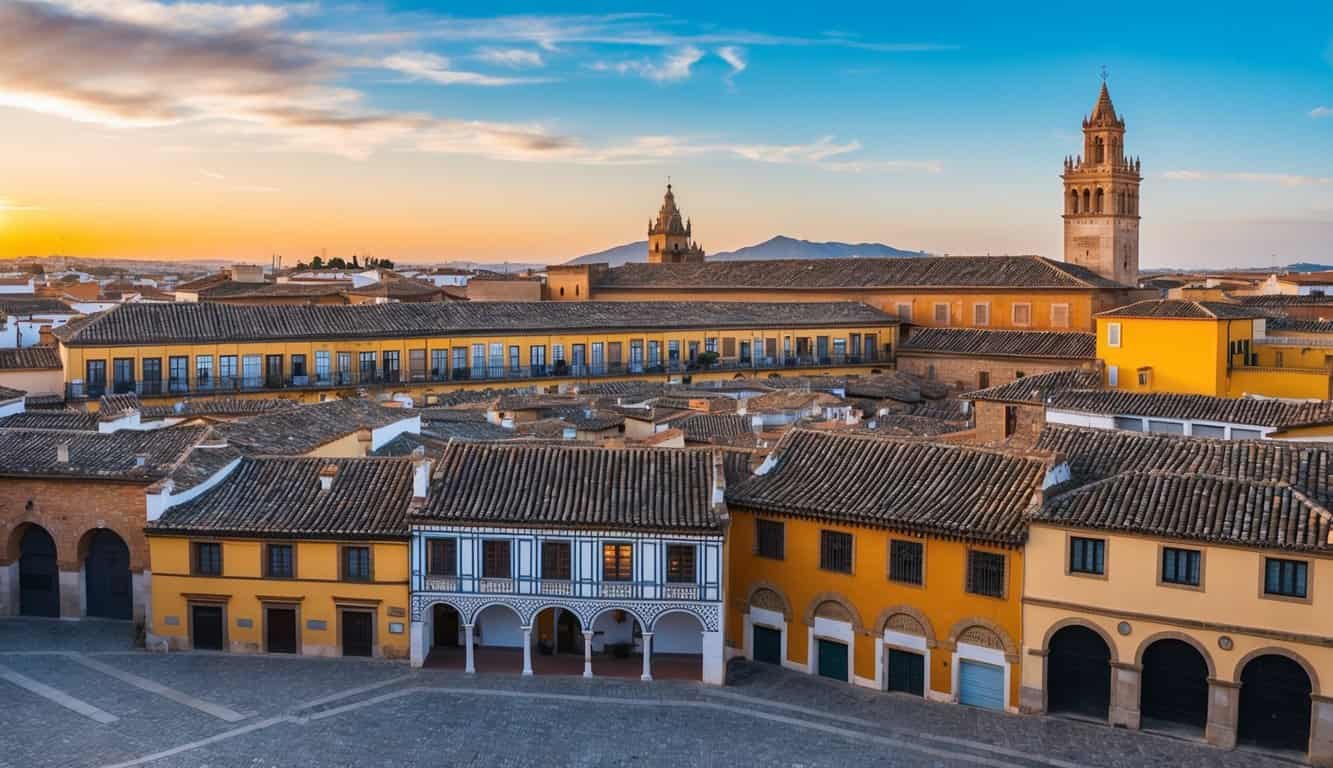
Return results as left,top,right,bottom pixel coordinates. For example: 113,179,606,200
1140,639,1208,730
191,605,224,650
341,610,374,657
433,605,460,647
816,638,849,682
886,649,925,696
85,530,131,620
752,625,781,665
265,355,284,388
18,526,59,617
1046,626,1111,719
958,660,1005,711
266,607,298,654
1239,654,1313,753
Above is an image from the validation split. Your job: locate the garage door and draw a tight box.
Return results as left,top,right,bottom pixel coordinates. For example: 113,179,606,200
887,649,925,696
817,639,849,682
958,660,1004,710
752,625,781,665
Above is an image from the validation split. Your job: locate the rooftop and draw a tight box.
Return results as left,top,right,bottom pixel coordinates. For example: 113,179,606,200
899,328,1096,360
962,369,1103,404
0,346,62,371
1048,390,1333,430
0,426,206,481
215,398,416,455
1096,299,1264,320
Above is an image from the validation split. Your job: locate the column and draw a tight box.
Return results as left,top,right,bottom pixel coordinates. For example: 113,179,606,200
582,631,594,678
1109,661,1142,730
1205,678,1240,750
1309,695,1333,768
521,626,534,677
409,620,427,668
640,632,653,681
463,623,476,675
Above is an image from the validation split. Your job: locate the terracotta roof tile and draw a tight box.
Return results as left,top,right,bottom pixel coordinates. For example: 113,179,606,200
1096,299,1263,319
962,369,1103,404
0,346,61,371
1048,390,1333,429
899,328,1095,359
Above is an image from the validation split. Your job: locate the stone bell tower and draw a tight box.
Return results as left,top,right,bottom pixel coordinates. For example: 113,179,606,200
647,183,705,264
1062,80,1142,286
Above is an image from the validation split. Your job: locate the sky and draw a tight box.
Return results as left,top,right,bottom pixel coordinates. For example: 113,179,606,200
0,1,1331,268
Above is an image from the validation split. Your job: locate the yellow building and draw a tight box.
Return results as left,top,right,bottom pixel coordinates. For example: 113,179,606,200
144,452,428,658
725,429,1058,711
53,300,898,408
1095,299,1331,399
1026,424,1333,766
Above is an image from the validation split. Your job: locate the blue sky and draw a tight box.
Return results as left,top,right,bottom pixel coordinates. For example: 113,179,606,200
0,0,1330,266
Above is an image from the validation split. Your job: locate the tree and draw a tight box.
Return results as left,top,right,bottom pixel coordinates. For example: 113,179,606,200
309,255,324,269
327,257,347,269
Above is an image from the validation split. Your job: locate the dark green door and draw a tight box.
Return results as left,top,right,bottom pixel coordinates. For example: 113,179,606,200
817,639,848,682
753,625,781,665
886,649,925,696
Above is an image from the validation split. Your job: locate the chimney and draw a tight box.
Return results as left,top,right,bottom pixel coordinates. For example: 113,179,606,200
319,464,339,491
411,446,431,500
56,442,70,463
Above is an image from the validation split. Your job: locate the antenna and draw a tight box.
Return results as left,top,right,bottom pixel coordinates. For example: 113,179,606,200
1100,65,1109,83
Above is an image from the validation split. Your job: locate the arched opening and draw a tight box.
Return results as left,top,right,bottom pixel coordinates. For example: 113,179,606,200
1140,638,1209,735
423,602,464,669
82,529,131,620
650,611,706,681
590,608,646,679
18,524,59,617
1070,190,1080,214
1238,654,1312,754
1095,188,1105,214
1046,625,1111,720
1082,189,1091,213
531,606,585,675
1094,136,1105,164
472,603,525,673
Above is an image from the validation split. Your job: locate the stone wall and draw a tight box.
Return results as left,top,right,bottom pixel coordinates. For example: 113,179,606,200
896,355,1094,392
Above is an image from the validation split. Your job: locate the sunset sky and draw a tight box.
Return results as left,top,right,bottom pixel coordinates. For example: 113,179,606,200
0,1,1331,267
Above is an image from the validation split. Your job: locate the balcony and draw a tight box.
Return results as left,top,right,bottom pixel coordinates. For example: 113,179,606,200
411,573,718,603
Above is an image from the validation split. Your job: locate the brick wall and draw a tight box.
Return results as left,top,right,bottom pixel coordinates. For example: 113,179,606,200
0,477,149,573
971,401,1046,446
897,355,1094,392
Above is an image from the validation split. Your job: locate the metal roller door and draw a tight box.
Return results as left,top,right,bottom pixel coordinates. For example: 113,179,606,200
958,660,1004,710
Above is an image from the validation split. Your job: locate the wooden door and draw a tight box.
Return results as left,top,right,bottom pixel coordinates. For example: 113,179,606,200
19,527,59,618
752,626,781,665
341,610,374,657
266,607,298,654
192,605,224,650
85,530,131,620
886,649,925,696
816,639,848,682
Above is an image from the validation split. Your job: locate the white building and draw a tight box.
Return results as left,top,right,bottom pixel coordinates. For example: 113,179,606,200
0,298,79,348
409,442,727,684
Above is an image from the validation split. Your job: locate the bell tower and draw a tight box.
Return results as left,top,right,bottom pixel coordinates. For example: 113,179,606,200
647,183,705,264
1062,79,1141,286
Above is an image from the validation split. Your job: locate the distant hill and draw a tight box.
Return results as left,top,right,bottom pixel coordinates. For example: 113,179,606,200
566,235,924,266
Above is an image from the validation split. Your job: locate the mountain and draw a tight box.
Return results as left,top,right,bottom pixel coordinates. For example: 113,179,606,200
566,235,924,266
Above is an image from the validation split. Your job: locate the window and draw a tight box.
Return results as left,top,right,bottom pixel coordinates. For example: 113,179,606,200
705,337,718,354
819,530,853,574
647,340,661,368
409,349,426,382
428,538,457,576
482,540,510,578
1147,420,1185,435
895,303,912,322
290,354,307,381
193,542,222,576
1012,303,1031,326
341,546,371,581
1107,365,1119,387
1192,424,1226,439
933,303,949,324
1112,416,1143,432
1232,427,1263,441
1068,537,1105,575
382,350,400,383
169,356,189,392
142,358,162,394
471,344,485,376
1106,322,1122,347
315,351,331,383
242,354,262,388
488,342,504,377
265,543,294,578
430,349,447,380
1051,304,1070,329
358,351,376,382
977,371,990,389
756,519,785,560
1264,558,1308,599
888,540,924,585
1161,547,1201,587
666,545,696,583
219,355,238,386
1137,368,1152,387
966,550,1005,598
451,347,467,379
337,352,351,384
508,345,520,375
85,360,106,395
602,542,633,581
541,541,571,580
113,357,135,391
972,303,990,326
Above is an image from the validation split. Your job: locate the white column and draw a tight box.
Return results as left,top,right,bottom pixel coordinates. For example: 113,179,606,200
702,631,725,685
464,623,476,675
521,626,534,676
409,620,427,668
640,632,654,681
582,631,594,678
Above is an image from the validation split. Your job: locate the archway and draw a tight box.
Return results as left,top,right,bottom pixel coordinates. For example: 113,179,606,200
1046,625,1111,720
532,606,585,676
473,603,525,673
590,607,646,679
1140,638,1209,734
423,602,464,669
18,525,59,617
82,529,131,620
1238,654,1312,754
650,610,706,681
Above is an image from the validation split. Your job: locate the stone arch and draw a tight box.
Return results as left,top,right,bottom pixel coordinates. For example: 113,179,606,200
947,616,1019,661
1040,617,1119,664
589,605,648,631
529,603,585,631
421,597,470,622
802,592,864,632
1095,187,1105,214
1234,646,1321,692
5,520,54,563
1069,189,1080,214
745,581,792,621
650,608,707,633
469,600,525,626
871,604,938,648
1134,631,1216,678
1082,188,1091,212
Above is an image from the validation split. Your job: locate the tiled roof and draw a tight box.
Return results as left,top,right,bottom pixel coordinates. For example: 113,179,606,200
590,256,1128,290
0,386,25,401
214,282,348,299
746,390,840,413
1035,425,1333,508
0,426,206,480
962,369,1103,404
421,420,516,442
859,414,970,437
216,398,416,455
899,328,1096,359
1096,300,1263,319
843,371,950,403
727,429,1050,545
54,300,896,347
24,394,66,410
141,398,300,420
1236,295,1333,307
678,413,754,443
1267,317,1333,334
344,277,451,299
0,410,98,431
1048,390,1333,429
0,346,61,371
0,297,75,315
98,393,141,419
151,457,413,539
1273,271,1333,285
1036,471,1333,553
417,443,724,533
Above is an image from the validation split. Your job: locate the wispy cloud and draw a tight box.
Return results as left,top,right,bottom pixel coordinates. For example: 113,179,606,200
1163,170,1333,186
382,51,548,86
473,47,544,68
591,46,704,82
1311,106,1333,118
39,0,309,32
0,197,43,211
717,46,746,85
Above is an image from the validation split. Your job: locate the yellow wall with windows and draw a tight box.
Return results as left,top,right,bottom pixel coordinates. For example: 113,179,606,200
147,536,410,658
726,508,1024,707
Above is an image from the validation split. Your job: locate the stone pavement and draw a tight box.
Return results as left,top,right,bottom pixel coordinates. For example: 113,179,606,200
0,619,1293,768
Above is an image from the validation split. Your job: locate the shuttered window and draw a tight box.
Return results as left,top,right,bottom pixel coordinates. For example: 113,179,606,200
888,540,923,585
966,551,1005,598
819,531,853,574
482,540,511,578
756,519,785,560
428,538,457,576
603,542,633,581
541,541,571,580
666,545,696,583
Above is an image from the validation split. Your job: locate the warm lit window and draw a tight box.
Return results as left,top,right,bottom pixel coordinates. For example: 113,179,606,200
665,545,696,583
602,542,633,581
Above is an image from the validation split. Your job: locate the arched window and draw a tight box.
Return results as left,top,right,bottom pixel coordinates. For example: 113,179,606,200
1095,188,1105,214
1070,190,1079,214
1094,137,1105,164
1082,189,1091,213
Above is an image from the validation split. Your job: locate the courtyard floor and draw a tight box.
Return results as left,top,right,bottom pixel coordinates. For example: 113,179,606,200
0,618,1296,768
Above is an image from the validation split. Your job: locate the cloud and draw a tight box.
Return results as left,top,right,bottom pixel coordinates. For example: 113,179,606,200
1311,106,1333,118
717,46,745,84
474,47,544,68
591,46,704,82
381,51,548,86
0,198,43,212
37,0,307,32
1162,170,1333,186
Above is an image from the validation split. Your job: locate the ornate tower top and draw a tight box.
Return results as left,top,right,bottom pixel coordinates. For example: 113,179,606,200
1084,82,1125,130
651,183,690,237
646,182,704,264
